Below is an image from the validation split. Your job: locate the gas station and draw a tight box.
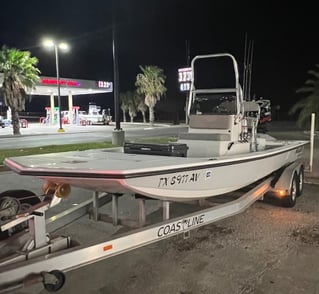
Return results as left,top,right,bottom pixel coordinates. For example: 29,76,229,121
30,76,113,125
0,73,113,125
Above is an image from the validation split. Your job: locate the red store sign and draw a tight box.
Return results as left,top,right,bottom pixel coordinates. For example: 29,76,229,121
41,79,80,87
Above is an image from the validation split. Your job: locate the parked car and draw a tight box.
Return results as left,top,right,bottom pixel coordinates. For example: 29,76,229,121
0,116,5,128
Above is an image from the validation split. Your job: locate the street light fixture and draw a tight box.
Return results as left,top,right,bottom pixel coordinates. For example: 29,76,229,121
43,39,69,132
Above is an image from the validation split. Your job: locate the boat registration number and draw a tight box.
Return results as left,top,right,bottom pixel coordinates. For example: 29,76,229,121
158,172,200,187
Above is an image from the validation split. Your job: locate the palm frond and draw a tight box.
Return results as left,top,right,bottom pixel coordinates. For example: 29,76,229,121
292,64,319,128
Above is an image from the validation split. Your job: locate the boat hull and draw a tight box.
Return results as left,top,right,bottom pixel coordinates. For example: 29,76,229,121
4,140,307,201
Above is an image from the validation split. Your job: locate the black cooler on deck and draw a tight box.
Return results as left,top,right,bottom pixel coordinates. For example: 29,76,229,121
124,142,188,157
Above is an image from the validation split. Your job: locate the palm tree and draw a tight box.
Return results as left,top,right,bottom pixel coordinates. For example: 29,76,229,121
135,65,167,125
127,91,138,123
135,93,147,123
0,46,40,135
120,92,129,122
289,64,319,129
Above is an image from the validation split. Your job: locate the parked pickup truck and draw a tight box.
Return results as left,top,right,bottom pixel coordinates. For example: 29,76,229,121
79,108,112,125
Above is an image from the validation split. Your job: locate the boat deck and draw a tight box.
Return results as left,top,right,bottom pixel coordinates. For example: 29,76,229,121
5,140,308,178
5,148,201,176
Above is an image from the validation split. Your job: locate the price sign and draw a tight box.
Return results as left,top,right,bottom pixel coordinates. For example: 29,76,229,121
97,81,112,89
178,67,192,82
178,67,192,92
180,83,190,91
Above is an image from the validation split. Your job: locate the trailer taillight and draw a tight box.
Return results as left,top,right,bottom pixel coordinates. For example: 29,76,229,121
276,190,287,197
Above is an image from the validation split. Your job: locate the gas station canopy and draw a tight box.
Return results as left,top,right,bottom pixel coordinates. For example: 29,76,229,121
31,76,113,96
0,74,113,96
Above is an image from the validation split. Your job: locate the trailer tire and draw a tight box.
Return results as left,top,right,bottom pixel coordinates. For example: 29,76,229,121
282,172,298,208
0,196,21,221
0,190,41,239
297,166,304,197
0,190,40,205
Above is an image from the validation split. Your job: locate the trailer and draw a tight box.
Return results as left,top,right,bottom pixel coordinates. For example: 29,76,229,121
0,160,304,293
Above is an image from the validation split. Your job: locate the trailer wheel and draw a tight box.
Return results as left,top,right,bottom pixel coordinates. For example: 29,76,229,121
0,190,40,238
297,166,304,197
282,172,298,208
0,196,20,221
43,270,65,292
0,190,40,205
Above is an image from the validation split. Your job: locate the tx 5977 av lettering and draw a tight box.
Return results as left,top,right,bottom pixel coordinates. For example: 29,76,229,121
158,172,200,188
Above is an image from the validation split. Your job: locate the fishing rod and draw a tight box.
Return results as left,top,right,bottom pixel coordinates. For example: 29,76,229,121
243,34,254,101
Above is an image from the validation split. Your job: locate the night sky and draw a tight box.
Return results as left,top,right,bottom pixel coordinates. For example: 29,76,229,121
1,0,317,117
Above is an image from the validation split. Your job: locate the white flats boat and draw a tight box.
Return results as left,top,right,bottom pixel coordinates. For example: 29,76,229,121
4,53,308,202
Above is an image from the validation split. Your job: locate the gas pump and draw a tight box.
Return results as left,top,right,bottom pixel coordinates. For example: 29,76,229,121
73,106,80,125
43,107,59,124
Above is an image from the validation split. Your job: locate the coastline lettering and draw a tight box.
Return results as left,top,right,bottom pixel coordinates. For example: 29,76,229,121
158,172,200,187
157,214,205,237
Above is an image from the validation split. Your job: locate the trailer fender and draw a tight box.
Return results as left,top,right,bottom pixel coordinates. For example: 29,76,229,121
270,161,304,207
271,161,303,192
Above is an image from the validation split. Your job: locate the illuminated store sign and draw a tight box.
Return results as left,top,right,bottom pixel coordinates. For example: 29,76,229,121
41,79,80,87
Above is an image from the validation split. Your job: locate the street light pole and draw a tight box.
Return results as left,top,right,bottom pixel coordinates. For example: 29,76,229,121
54,44,64,132
43,38,69,133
